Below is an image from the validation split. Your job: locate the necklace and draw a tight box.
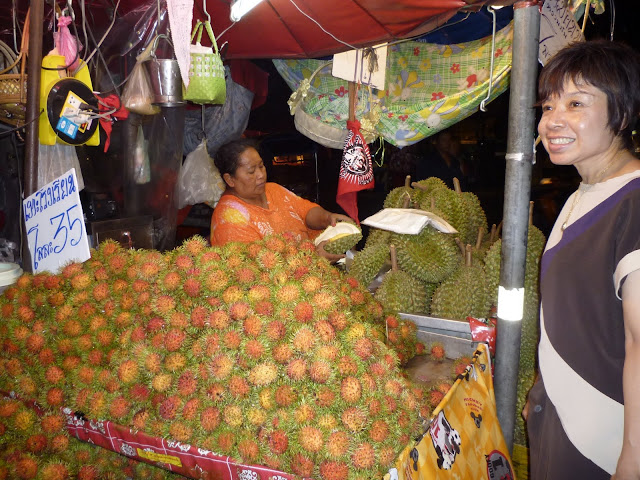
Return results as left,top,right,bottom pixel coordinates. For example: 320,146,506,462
560,152,625,233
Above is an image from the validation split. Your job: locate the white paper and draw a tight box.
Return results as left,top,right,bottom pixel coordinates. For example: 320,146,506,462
23,168,91,274
539,0,584,66
332,44,388,90
168,0,194,87
361,208,457,235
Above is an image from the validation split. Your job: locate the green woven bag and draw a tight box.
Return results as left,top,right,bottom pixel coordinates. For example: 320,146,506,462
184,20,226,105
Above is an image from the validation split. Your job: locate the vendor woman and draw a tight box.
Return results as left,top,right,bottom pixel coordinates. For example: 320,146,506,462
210,138,352,261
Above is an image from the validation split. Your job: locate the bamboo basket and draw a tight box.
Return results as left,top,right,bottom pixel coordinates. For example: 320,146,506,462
0,11,29,127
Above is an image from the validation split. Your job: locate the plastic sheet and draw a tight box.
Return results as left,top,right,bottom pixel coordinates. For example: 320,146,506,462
176,139,225,209
37,143,84,191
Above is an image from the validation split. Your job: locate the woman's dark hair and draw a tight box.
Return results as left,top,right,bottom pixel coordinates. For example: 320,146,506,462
214,138,260,177
538,40,640,149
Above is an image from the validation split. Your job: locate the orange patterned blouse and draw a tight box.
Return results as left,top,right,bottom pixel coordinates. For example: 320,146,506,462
210,183,320,246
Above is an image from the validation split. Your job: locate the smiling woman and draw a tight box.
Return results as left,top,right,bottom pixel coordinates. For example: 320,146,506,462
210,138,353,262
526,40,640,480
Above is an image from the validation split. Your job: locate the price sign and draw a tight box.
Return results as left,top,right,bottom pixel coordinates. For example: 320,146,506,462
23,168,90,274
539,0,584,66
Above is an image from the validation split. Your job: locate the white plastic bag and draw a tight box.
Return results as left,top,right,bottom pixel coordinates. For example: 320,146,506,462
177,140,225,209
37,143,84,191
133,125,151,184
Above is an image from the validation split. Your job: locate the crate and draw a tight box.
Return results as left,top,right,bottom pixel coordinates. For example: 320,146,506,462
399,312,479,359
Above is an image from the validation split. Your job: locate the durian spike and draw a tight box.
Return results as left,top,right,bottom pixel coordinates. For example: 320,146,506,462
475,226,484,251
489,224,497,243
453,177,461,194
465,244,473,267
402,194,411,209
454,237,466,256
496,221,503,238
431,196,435,211
529,201,534,226
389,244,398,271
411,181,428,191
405,175,412,188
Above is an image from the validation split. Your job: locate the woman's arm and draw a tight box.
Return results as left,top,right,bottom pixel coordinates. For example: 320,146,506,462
304,206,353,230
613,269,640,480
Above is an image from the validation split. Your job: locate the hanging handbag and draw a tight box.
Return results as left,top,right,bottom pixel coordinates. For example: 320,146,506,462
184,20,226,105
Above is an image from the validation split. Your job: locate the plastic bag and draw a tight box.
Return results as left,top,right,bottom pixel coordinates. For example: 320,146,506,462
176,140,225,209
37,143,84,191
53,15,82,71
133,125,151,184
122,41,160,115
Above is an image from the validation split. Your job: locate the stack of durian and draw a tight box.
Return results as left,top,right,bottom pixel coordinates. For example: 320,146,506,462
349,177,545,330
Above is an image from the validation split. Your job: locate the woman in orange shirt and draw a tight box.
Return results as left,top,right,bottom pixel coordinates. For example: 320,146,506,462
210,138,352,262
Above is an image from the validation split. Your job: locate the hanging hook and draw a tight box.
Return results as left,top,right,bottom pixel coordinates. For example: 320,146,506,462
479,5,498,113
203,0,211,23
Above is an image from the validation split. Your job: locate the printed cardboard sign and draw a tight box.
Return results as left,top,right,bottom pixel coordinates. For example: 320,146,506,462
539,0,584,66
23,168,91,273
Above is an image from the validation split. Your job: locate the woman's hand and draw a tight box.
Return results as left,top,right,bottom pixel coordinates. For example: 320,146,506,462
327,213,354,227
315,240,346,264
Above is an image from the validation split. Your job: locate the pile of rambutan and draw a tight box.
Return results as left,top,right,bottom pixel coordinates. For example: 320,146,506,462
0,233,430,479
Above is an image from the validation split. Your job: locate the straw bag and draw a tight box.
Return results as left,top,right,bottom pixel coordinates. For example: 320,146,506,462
184,20,226,105
0,11,29,127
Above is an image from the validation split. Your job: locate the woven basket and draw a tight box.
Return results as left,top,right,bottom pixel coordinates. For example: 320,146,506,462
0,11,29,127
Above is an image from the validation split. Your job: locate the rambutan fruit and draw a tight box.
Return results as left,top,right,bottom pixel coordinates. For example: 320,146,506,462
45,365,64,384
181,397,200,420
216,429,236,454
158,395,181,420
222,405,243,427
43,385,62,406
117,359,139,384
182,235,208,256
298,425,323,453
109,396,130,420
16,305,35,323
86,349,103,366
341,376,363,403
301,274,322,293
153,295,176,316
316,388,337,409
337,355,359,376
164,352,187,372
234,266,258,285
175,371,197,397
248,362,278,386
285,358,307,381
210,354,233,380
189,306,208,329
291,326,316,352
161,271,182,291
5,357,22,376
320,460,350,480
327,311,348,331
353,337,375,360
222,330,242,350
225,375,249,398
428,389,445,409
274,384,296,407
182,278,201,297
24,333,45,354
168,421,192,443
385,315,400,328
237,437,260,463
208,310,230,330
326,432,350,458
173,253,194,271
308,360,332,383
290,453,314,478
129,383,150,403
25,433,48,453
35,348,53,366
229,301,251,320
369,419,390,442
200,406,221,432
151,373,173,392
454,356,472,376
222,285,243,304
268,429,289,455
265,319,286,341
294,403,315,423
0,399,20,417
164,328,186,352
341,406,367,432
13,454,38,480
384,379,404,397
312,291,336,311
203,269,229,293
38,461,69,480
272,343,293,364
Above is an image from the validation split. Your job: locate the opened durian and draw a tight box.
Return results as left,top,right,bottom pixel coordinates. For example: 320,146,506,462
316,222,362,254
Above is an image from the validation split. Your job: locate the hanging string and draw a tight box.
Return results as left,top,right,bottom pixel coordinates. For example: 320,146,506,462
287,0,358,51
479,5,498,112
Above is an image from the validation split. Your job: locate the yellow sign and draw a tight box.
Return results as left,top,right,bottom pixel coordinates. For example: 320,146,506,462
390,344,515,480
137,448,183,467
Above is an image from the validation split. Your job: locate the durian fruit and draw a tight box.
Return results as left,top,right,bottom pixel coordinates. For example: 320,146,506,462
384,175,423,208
374,245,430,314
410,176,448,195
323,227,363,255
392,226,461,284
349,241,390,289
430,244,492,321
417,185,467,239
363,227,391,249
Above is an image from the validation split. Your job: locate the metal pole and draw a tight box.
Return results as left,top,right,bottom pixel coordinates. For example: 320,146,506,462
22,0,44,272
494,0,540,453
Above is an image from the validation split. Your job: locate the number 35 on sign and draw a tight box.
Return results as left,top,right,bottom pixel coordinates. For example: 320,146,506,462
23,168,91,274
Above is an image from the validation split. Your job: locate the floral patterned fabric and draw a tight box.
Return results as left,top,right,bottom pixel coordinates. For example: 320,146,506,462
274,22,514,147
